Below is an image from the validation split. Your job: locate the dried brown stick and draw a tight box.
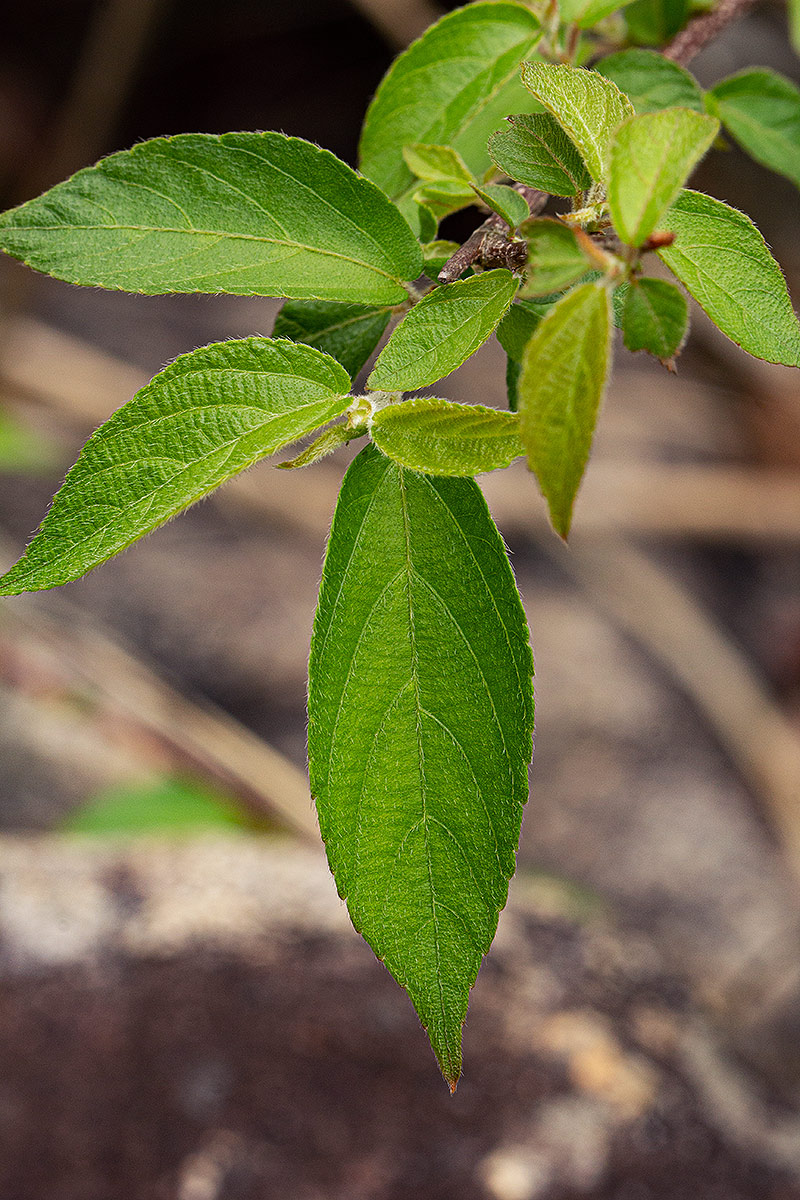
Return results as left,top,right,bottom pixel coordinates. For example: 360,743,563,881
663,0,760,64
438,186,547,284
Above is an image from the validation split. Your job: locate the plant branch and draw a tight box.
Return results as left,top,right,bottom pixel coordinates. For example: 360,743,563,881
663,0,760,65
438,185,547,284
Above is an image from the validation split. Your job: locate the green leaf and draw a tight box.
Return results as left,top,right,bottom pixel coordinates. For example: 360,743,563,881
359,2,542,220
370,397,523,474
520,62,634,182
622,277,688,360
403,144,474,185
0,133,422,305
308,443,534,1088
413,179,477,221
422,240,462,280
518,218,591,297
368,269,518,392
595,50,705,115
65,775,253,834
706,70,800,190
625,0,688,45
488,113,592,197
658,189,800,367
518,282,612,537
278,423,364,470
273,300,392,379
496,298,553,361
471,183,531,229
0,338,352,595
608,108,718,247
559,0,636,29
506,357,522,411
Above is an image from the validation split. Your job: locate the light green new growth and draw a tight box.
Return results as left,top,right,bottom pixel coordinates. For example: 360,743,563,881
403,144,474,185
359,2,542,226
488,113,593,198
370,398,524,475
518,283,612,538
706,70,800,191
621,277,688,360
368,270,519,392
308,444,534,1089
595,50,704,114
658,190,800,367
520,62,635,182
607,108,718,246
519,218,591,297
0,339,352,594
0,133,422,304
471,183,531,230
559,0,637,29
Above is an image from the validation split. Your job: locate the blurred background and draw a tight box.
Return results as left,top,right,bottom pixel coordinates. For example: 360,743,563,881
0,1,800,1197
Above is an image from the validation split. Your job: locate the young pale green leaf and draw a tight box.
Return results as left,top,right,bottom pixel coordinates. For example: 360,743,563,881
622,277,688,360
471,183,531,229
370,397,523,474
488,113,592,197
0,133,422,305
706,70,800,190
608,108,718,247
413,180,476,222
273,300,392,379
520,62,634,182
368,269,518,392
359,2,542,220
277,423,364,470
559,0,636,29
658,189,800,367
308,443,534,1088
403,144,474,185
0,339,352,595
518,282,612,537
518,219,591,297
625,0,688,45
595,50,704,114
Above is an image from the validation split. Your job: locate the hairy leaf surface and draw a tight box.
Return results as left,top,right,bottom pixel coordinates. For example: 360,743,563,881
595,50,704,114
518,282,611,537
308,443,534,1087
0,339,352,594
706,70,800,190
403,144,474,185
608,108,718,246
370,397,523,474
368,270,518,391
519,219,591,297
359,2,542,223
622,277,688,359
520,62,634,181
273,300,392,379
488,113,592,197
0,133,422,304
658,190,800,366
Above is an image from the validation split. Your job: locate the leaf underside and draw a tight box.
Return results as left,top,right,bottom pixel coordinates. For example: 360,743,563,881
273,299,392,379
0,338,352,594
308,444,534,1088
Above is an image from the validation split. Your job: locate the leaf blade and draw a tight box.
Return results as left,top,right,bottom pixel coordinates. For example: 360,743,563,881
518,282,612,537
622,276,688,360
370,397,524,475
658,189,800,366
0,338,352,595
368,269,518,392
488,113,592,197
706,69,800,190
308,443,534,1087
273,299,392,379
595,49,704,115
0,133,423,304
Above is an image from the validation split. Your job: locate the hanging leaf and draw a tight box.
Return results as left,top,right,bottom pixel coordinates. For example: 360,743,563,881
368,270,518,391
0,339,353,595
0,133,422,305
517,282,612,537
489,113,592,197
622,277,688,360
595,49,704,114
359,2,542,227
520,62,635,182
308,443,534,1089
273,300,392,379
370,397,523,474
706,70,800,190
658,190,800,367
607,108,718,246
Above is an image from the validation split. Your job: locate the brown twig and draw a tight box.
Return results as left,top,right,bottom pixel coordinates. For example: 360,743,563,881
663,0,760,65
438,185,547,284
